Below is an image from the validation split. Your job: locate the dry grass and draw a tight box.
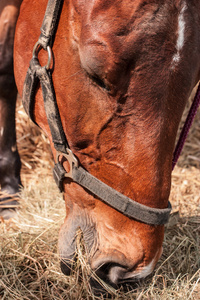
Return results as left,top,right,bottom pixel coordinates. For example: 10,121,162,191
0,96,199,299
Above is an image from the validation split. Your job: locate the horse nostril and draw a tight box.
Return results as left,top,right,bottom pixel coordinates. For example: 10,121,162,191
95,262,128,286
96,263,113,281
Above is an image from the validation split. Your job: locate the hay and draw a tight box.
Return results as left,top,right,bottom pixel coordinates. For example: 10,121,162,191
0,96,199,299
15,98,53,179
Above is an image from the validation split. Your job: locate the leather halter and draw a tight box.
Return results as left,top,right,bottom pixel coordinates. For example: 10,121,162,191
22,0,199,226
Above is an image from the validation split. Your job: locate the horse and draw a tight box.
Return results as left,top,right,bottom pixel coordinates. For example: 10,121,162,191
13,0,200,291
0,0,23,220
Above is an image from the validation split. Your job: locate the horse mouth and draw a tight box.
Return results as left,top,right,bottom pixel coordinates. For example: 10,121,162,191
58,210,163,289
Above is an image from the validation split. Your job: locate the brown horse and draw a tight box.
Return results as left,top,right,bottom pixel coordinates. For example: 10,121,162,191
0,0,22,219
14,0,200,290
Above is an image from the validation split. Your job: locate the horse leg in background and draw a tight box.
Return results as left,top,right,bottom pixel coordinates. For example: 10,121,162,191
0,0,22,219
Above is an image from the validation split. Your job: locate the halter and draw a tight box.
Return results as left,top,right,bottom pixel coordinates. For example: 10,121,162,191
22,0,199,225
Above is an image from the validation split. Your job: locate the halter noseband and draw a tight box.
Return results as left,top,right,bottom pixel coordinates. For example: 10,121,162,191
21,0,200,226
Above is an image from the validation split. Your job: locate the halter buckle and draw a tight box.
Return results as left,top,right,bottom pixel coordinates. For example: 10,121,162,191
56,148,78,180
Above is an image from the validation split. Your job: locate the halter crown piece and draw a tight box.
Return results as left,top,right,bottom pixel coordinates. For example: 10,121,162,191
22,0,200,225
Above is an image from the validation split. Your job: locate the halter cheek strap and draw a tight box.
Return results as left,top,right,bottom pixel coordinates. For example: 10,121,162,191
22,0,199,226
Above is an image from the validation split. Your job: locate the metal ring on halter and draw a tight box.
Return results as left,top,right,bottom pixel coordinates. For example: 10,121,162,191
55,148,78,180
32,42,52,70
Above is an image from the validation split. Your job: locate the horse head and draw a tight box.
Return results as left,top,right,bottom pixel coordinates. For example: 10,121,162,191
14,0,200,288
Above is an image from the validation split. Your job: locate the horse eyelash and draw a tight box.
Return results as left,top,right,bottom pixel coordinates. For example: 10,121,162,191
89,74,110,92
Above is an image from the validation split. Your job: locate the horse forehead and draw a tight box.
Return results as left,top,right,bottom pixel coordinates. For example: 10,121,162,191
74,0,176,50
74,0,160,16
77,1,141,30
73,1,178,75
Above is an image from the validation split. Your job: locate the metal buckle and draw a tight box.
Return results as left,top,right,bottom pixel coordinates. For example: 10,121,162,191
32,41,52,70
56,148,78,180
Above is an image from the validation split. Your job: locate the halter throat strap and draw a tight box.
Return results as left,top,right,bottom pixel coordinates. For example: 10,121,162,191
23,0,200,226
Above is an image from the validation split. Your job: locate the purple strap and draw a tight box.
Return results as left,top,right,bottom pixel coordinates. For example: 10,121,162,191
172,83,200,170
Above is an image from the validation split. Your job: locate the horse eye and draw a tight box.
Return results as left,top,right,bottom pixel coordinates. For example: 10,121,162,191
90,74,110,91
